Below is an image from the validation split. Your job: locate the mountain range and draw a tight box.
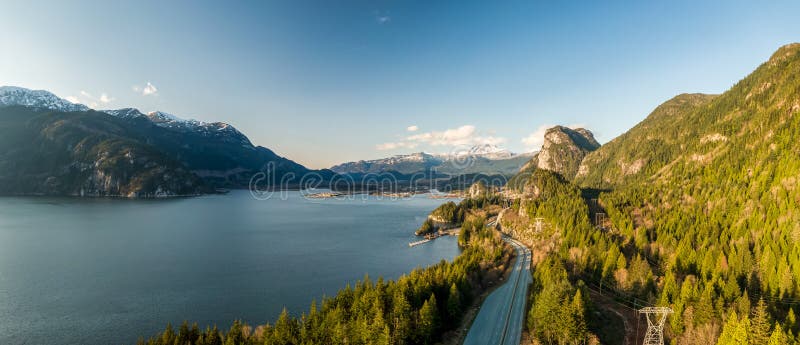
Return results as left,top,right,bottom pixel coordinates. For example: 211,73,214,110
0,86,323,197
330,144,536,177
0,85,607,196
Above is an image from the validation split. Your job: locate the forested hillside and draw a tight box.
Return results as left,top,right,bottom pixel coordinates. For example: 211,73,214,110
501,43,800,344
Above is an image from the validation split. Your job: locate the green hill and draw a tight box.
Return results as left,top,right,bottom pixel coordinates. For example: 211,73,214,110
501,43,800,344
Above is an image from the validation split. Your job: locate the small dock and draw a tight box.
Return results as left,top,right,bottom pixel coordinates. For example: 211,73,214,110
408,238,432,247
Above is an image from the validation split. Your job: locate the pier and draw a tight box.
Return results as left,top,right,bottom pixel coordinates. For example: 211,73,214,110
408,228,461,247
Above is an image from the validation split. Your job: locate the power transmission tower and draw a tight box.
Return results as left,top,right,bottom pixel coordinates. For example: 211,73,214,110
638,307,673,345
594,212,606,230
533,217,545,233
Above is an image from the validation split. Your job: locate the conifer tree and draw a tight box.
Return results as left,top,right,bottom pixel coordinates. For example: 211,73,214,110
767,324,787,345
446,283,462,326
751,298,772,345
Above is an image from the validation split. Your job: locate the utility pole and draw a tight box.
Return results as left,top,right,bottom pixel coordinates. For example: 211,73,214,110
638,307,673,345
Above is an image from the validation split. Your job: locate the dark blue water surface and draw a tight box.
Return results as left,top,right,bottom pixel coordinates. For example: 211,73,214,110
0,191,460,344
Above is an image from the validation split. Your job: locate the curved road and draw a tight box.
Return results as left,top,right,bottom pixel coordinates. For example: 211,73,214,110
463,236,532,345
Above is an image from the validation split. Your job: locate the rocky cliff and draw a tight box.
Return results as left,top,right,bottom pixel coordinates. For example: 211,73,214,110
520,126,600,180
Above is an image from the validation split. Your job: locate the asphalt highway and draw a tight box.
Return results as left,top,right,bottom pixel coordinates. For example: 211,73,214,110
463,236,532,345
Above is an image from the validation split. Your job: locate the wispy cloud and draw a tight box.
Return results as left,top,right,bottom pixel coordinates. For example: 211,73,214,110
374,10,391,24
133,82,158,96
67,90,114,108
377,125,506,151
142,82,158,96
406,125,419,132
376,142,416,151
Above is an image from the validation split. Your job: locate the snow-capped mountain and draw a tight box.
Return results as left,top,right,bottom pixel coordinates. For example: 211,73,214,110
331,145,535,176
103,108,247,142
0,85,322,194
443,143,514,160
103,107,146,119
0,86,246,141
0,86,89,112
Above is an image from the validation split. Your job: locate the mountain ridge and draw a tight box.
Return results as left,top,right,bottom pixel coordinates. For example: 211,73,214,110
0,86,324,196
331,145,535,177
500,42,800,344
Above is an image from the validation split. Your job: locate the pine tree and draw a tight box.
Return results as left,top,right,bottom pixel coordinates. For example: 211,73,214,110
717,311,743,345
751,298,772,345
161,323,175,345
177,321,191,345
391,289,411,344
767,324,787,345
272,308,298,345
568,289,587,340
417,294,439,344
223,320,244,345
734,314,751,345
446,283,462,326
785,308,797,335
695,287,715,326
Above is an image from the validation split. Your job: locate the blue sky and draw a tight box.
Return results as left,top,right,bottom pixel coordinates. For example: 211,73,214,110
1,1,799,168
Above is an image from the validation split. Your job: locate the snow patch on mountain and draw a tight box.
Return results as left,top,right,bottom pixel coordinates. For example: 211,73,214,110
0,86,89,112
103,108,146,119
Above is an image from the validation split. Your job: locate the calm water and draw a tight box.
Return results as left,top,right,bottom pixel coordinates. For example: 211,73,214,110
0,191,460,345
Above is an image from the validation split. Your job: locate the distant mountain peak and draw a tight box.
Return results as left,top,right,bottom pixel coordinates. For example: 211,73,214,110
0,86,89,112
470,143,504,153
147,111,194,124
466,143,509,155
103,108,146,119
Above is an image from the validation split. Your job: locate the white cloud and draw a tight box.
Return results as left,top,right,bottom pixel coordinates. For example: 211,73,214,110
68,90,114,108
377,124,506,151
374,10,391,24
406,125,419,132
142,82,158,96
99,93,113,103
376,142,418,151
521,124,552,151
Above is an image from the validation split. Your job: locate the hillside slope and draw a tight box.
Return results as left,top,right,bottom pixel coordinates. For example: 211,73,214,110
0,87,329,196
0,106,207,196
499,43,800,344
102,108,318,188
575,93,717,187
